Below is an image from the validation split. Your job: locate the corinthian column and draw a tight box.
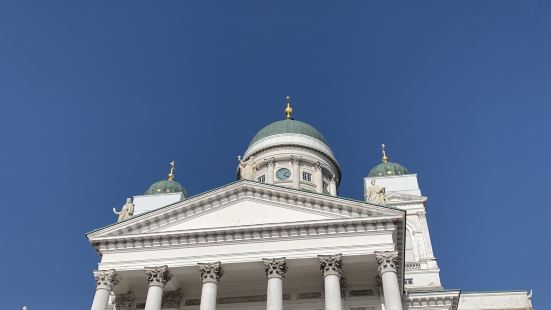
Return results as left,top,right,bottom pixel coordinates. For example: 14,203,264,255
314,162,323,193
91,270,119,310
198,262,224,310
375,252,403,310
318,254,343,310
291,156,300,189
263,258,288,310
266,157,275,184
144,266,172,310
329,178,337,196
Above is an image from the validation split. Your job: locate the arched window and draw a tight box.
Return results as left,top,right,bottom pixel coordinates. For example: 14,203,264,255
405,227,418,262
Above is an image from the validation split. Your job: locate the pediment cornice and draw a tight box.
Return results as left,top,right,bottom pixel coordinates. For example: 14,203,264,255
88,181,404,239
91,216,402,256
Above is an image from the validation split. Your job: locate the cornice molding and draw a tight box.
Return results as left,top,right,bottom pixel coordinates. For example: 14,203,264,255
406,290,461,310
88,181,404,240
91,217,400,254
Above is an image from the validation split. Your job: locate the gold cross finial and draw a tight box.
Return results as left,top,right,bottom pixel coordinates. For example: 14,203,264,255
381,144,389,163
168,161,175,181
284,96,293,119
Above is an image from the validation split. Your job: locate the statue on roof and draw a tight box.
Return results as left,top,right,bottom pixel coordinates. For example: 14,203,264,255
367,179,386,205
113,197,135,222
237,155,256,181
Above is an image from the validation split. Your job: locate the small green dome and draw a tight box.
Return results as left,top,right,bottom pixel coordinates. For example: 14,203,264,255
368,162,410,177
145,179,188,196
249,119,328,147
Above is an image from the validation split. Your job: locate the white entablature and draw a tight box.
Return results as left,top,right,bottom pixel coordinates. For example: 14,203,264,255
88,181,406,270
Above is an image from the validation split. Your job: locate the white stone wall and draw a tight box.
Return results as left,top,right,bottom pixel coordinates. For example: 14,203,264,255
248,145,339,195
365,174,442,290
458,291,533,310
132,192,184,215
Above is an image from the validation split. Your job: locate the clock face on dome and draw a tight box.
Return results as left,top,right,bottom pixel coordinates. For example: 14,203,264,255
276,168,291,180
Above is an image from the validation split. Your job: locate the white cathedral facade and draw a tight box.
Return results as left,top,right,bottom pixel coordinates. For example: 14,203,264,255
87,99,533,310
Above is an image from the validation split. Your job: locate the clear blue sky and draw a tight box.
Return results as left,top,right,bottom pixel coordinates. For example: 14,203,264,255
0,1,549,308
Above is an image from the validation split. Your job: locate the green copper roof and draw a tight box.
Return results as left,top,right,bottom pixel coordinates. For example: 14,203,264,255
249,119,328,147
368,162,410,177
145,179,188,196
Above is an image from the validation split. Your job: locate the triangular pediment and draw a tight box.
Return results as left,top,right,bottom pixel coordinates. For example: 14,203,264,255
88,181,404,239
152,197,343,233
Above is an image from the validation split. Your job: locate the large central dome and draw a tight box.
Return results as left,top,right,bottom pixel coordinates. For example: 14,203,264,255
249,119,329,147
243,110,337,164
239,97,341,195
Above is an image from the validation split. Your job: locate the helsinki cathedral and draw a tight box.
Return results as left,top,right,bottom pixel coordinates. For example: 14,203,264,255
87,98,533,310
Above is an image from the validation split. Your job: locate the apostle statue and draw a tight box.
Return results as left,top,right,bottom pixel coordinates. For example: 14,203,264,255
366,179,386,205
113,197,135,222
237,155,256,180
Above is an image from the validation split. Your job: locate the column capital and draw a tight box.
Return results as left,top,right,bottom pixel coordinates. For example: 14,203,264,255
290,155,301,166
314,161,323,170
375,251,399,274
318,254,342,277
93,269,120,290
265,157,276,166
198,262,224,283
263,257,288,279
145,265,172,288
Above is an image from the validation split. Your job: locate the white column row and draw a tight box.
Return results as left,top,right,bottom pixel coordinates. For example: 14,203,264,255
91,252,403,310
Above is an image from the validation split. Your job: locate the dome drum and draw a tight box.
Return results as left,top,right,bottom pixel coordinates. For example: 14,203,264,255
240,101,341,195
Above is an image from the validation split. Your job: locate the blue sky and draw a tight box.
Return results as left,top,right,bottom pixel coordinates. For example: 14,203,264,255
0,1,549,308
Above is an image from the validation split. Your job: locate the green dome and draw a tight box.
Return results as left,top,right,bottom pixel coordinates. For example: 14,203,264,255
368,162,410,177
145,179,188,196
249,119,328,147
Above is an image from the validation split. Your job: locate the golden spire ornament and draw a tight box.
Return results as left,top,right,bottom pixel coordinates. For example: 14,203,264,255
168,161,175,181
381,144,389,163
284,96,293,119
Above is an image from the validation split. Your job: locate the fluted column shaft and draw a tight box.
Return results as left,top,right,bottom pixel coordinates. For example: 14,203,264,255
291,156,300,189
91,270,119,310
144,266,172,310
266,158,275,184
263,258,287,310
319,254,343,310
314,162,323,193
376,252,403,310
199,262,224,310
